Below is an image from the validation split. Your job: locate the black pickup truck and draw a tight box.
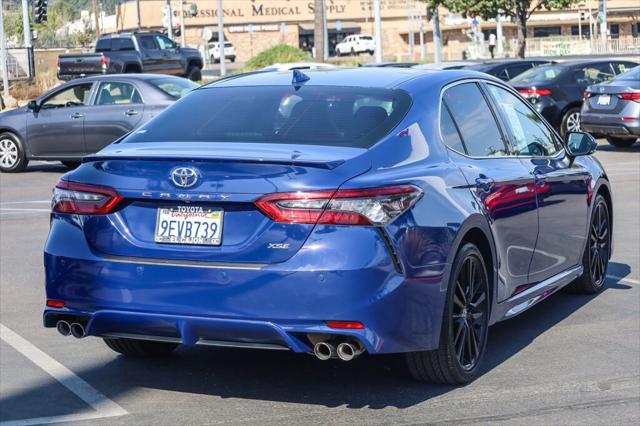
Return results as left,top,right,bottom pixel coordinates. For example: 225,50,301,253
57,32,204,81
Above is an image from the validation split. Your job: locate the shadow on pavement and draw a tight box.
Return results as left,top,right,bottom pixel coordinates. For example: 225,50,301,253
0,267,634,418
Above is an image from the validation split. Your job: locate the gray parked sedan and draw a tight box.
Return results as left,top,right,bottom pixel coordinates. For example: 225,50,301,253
581,65,640,148
0,74,198,172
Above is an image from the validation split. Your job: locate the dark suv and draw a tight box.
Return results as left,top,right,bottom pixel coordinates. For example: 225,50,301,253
510,59,638,137
58,32,204,81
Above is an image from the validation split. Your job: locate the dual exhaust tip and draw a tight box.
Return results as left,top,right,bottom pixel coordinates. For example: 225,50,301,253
313,340,363,362
56,320,86,339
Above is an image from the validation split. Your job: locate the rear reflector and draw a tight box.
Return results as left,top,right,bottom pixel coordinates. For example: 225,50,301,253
618,93,640,102
52,180,123,215
326,320,365,329
46,299,65,308
518,87,552,97
255,185,422,226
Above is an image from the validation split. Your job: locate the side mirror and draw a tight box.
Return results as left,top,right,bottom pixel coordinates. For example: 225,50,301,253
27,100,40,112
565,131,597,157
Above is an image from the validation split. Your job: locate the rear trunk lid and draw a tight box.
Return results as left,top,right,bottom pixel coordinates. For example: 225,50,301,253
585,81,640,114
69,142,371,264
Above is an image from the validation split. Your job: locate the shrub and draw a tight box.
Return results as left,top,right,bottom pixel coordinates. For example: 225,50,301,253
245,44,310,70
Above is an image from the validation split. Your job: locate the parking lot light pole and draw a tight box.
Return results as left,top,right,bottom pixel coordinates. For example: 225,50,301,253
217,0,226,76
496,10,504,58
374,0,382,63
599,0,607,53
179,0,186,47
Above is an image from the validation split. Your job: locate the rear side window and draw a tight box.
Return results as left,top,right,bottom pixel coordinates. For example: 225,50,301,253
95,39,111,52
139,36,157,50
124,86,412,148
95,82,142,105
574,63,615,85
442,83,507,157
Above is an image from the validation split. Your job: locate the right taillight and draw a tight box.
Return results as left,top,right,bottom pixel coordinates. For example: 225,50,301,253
518,87,552,97
52,180,123,215
618,92,640,103
255,185,422,226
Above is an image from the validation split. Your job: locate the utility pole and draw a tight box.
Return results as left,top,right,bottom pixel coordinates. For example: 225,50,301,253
599,0,607,52
217,0,225,76
408,0,414,60
166,0,174,39
21,0,32,49
322,0,328,60
92,0,100,38
313,0,325,61
419,16,425,61
496,10,503,58
373,0,382,63
136,0,141,30
433,4,442,64
0,0,10,100
179,0,186,47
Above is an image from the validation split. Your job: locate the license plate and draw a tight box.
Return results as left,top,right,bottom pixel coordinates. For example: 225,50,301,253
597,94,611,106
155,206,223,246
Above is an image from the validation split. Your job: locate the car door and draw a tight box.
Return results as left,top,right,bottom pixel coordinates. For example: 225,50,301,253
83,81,145,154
441,81,539,301
154,35,182,74
484,82,590,283
137,35,162,72
26,83,94,157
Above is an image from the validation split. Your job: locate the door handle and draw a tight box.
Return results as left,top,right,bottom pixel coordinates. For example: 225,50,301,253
124,109,138,116
475,175,495,192
70,112,84,119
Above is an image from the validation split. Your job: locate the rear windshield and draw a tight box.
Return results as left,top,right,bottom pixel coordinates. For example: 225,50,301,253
123,85,412,148
149,77,199,99
96,37,135,52
615,65,640,81
510,65,566,85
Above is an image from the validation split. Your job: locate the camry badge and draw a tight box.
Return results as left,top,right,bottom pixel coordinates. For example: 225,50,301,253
170,167,199,188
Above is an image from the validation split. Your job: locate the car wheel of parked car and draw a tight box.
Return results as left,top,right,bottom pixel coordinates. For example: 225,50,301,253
230,56,236,63
405,242,490,384
186,66,202,82
567,194,611,294
0,132,28,173
605,136,637,148
561,107,581,137
61,161,81,169
350,47,356,56
103,337,179,357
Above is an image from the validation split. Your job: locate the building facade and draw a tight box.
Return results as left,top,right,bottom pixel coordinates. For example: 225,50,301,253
107,0,640,62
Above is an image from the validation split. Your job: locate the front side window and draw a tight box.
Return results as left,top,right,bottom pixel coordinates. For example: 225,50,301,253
442,83,507,157
155,35,177,50
486,84,560,157
41,84,93,109
123,85,412,149
575,63,615,86
95,82,142,105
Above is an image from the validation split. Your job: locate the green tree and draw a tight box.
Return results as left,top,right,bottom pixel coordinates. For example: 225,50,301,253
433,0,575,58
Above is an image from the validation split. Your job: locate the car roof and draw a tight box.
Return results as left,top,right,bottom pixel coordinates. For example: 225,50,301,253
553,58,638,68
74,74,185,82
205,67,496,90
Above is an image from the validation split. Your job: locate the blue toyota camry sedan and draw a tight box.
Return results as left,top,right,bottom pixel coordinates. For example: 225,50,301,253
44,68,612,384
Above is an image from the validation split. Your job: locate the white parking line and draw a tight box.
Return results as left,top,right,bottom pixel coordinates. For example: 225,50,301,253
0,324,128,426
607,275,640,285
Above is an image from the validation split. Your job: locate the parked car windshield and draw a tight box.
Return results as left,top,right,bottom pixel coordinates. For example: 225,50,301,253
124,85,412,148
614,65,640,81
149,78,199,99
510,65,566,85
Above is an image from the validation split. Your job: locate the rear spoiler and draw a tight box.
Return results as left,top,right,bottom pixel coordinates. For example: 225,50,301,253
82,154,346,170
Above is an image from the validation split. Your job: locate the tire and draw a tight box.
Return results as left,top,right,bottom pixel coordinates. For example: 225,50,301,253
103,338,178,357
567,194,611,294
230,56,236,63
350,47,356,56
0,132,28,173
606,136,637,148
560,107,581,138
404,242,490,384
61,161,81,169
186,65,202,82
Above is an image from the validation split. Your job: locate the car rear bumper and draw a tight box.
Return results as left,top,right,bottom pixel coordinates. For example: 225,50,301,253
44,220,449,355
581,113,640,137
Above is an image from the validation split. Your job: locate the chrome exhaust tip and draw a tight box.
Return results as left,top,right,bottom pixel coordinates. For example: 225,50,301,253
56,320,71,337
70,323,86,339
336,342,363,361
313,341,335,361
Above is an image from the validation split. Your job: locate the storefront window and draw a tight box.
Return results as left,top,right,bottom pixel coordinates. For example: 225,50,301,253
533,26,562,38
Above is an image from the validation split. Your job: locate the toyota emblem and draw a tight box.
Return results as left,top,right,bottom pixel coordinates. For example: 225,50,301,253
170,167,200,188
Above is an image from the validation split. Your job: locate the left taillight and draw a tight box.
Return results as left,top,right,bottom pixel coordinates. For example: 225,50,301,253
255,185,422,226
52,180,123,215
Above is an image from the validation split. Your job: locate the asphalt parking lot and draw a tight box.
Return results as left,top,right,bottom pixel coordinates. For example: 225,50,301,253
0,140,638,425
